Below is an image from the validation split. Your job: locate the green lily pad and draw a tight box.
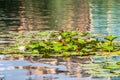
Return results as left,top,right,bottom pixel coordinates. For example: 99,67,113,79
104,35,117,41
116,62,120,65
103,63,120,69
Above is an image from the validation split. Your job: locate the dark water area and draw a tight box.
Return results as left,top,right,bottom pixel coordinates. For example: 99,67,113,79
0,0,21,31
0,0,89,33
0,0,120,39
1,0,120,37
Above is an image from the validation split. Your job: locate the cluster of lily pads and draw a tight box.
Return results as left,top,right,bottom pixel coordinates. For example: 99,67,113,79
83,55,120,77
1,30,120,57
1,30,120,77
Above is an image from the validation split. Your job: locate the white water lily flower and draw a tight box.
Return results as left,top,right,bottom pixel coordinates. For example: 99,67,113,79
18,46,26,52
58,35,62,40
0,54,6,60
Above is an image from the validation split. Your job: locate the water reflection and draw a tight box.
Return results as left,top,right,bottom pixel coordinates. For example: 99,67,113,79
1,55,120,80
0,0,22,32
0,0,120,37
1,0,120,79
0,0,90,33
0,56,91,80
24,0,89,32
89,0,120,40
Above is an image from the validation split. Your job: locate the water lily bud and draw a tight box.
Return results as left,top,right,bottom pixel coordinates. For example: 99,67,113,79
18,46,26,52
58,35,62,40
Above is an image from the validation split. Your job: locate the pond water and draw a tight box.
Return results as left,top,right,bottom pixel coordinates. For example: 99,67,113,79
0,55,120,80
0,0,120,37
1,0,120,80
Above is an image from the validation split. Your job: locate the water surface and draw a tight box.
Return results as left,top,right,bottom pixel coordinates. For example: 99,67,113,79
1,55,119,80
1,0,120,80
89,0,120,40
0,0,120,39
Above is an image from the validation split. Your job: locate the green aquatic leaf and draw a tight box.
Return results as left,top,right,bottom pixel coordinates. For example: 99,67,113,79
54,46,62,52
103,63,120,69
103,45,114,51
40,32,48,36
82,63,102,70
62,46,70,51
102,42,114,51
93,73,118,77
29,43,39,49
50,32,57,37
81,48,92,52
78,39,86,44
61,32,68,37
110,69,120,74
62,52,71,57
104,35,117,41
39,41,46,46
53,42,63,47
116,62,120,65
85,68,109,74
72,45,78,50
70,52,79,56
79,32,88,36
32,50,39,54
65,37,71,42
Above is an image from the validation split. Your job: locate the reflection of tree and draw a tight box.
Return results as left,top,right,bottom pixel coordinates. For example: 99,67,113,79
58,57,91,78
0,0,24,47
0,0,21,32
73,0,90,32
89,0,108,34
106,0,120,38
89,0,120,38
24,0,90,31
2,56,92,79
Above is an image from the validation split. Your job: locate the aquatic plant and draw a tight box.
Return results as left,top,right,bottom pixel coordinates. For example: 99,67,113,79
1,31,120,58
2,30,120,77
83,56,120,77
